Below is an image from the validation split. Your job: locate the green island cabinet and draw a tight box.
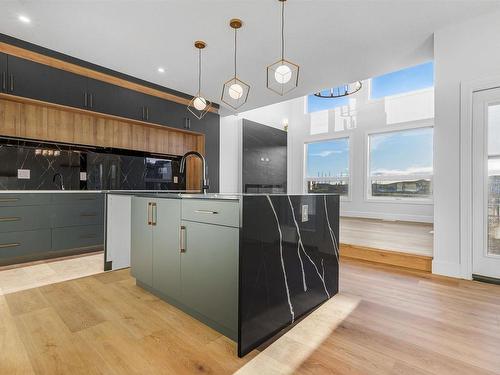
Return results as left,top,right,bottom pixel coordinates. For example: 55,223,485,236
130,196,239,339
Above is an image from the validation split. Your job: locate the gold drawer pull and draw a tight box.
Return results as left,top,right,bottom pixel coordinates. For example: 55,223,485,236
80,213,97,217
195,210,219,215
80,234,97,239
78,197,97,201
0,198,19,203
0,243,20,249
0,217,21,222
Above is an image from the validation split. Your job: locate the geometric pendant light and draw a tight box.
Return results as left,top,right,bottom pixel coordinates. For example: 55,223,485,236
221,18,250,110
188,40,212,119
266,0,299,96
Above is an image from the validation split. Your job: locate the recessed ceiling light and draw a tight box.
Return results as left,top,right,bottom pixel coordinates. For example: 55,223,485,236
157,67,165,73
18,15,31,24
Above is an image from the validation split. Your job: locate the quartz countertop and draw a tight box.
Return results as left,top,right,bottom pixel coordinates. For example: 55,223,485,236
0,190,338,201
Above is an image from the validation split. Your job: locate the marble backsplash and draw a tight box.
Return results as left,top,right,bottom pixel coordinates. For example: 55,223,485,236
0,138,184,190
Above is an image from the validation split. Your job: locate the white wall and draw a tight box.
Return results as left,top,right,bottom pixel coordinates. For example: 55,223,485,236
220,85,434,223
433,10,500,277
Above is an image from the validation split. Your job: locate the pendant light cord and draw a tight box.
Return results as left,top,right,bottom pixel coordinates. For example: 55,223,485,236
198,48,202,94
281,0,285,60
234,28,238,78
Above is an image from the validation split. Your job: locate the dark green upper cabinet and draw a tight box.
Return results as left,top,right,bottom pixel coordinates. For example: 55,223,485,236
6,55,88,108
86,78,145,120
141,93,188,130
0,52,7,93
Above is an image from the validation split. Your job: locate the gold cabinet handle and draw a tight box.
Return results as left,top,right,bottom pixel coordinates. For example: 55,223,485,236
79,234,97,239
80,213,97,217
0,217,21,222
0,198,19,203
152,202,157,226
0,243,20,249
180,225,186,253
147,202,152,225
194,210,219,215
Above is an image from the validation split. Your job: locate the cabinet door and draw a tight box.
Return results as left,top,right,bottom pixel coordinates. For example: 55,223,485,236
0,53,7,93
86,78,144,120
152,199,181,299
131,197,153,286
180,221,238,333
7,55,87,108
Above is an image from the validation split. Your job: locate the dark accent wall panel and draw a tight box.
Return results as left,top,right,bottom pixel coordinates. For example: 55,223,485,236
242,119,287,193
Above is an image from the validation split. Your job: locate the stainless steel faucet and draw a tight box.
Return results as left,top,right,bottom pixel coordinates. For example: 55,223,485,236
180,151,209,194
52,173,65,190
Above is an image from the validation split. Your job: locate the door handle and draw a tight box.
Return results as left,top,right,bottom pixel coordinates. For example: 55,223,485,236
84,92,88,107
180,225,186,253
147,202,152,225
152,202,157,226
146,107,149,121
142,106,145,120
9,74,14,92
89,93,93,108
1,72,5,91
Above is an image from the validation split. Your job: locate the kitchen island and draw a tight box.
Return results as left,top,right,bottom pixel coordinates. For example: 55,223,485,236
130,193,339,357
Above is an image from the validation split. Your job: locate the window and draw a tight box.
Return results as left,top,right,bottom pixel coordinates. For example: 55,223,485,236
307,93,349,113
305,137,350,196
368,127,433,199
370,61,434,99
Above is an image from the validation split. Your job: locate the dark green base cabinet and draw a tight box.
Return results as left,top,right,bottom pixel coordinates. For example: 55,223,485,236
131,197,239,340
0,193,104,266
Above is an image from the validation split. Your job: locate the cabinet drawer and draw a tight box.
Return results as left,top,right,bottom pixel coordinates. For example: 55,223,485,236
51,193,103,205
0,229,51,261
51,201,104,228
0,194,52,207
181,199,239,227
52,225,103,251
0,206,51,233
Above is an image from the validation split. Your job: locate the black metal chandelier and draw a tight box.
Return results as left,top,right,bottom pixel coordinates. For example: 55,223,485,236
314,81,362,98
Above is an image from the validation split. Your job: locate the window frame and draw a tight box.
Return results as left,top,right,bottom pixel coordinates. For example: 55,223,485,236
303,133,353,201
364,120,434,204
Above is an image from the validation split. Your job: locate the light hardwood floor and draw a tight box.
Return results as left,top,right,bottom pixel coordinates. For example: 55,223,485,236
340,217,434,256
2,260,499,375
0,253,104,295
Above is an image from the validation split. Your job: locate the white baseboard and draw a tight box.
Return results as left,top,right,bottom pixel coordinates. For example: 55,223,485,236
340,210,434,223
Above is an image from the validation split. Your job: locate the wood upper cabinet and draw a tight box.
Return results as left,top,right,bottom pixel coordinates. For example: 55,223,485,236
0,99,22,137
0,53,7,93
6,55,88,109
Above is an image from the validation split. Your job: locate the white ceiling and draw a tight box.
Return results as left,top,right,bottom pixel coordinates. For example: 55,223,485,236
0,0,499,115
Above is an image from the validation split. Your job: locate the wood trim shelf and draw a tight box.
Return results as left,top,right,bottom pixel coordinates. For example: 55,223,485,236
0,42,218,114
340,243,433,272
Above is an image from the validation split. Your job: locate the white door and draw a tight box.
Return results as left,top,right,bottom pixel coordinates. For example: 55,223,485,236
472,87,500,279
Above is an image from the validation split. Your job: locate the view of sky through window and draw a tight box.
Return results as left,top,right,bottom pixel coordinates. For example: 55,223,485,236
306,138,349,178
370,61,434,99
369,127,433,178
307,61,433,113
307,93,349,113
